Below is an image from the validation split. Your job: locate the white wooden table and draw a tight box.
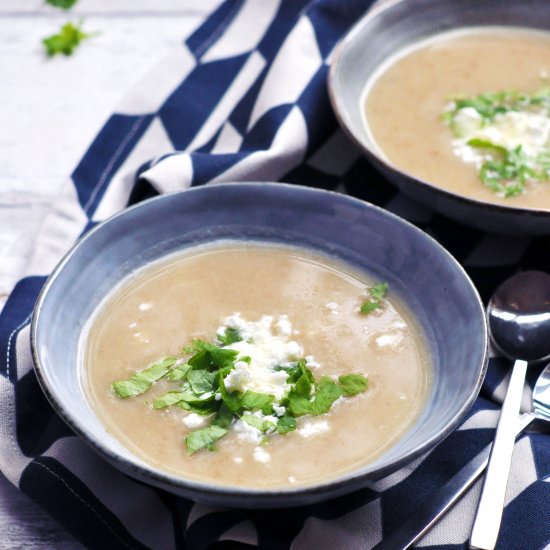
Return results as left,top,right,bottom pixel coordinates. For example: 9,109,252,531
0,1,216,546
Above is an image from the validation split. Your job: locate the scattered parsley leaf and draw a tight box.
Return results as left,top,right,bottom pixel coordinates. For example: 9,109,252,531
45,0,79,9
187,370,216,394
185,426,227,455
276,414,297,434
360,282,389,315
211,403,233,429
369,282,389,302
360,301,381,314
338,374,368,396
311,377,343,415
217,327,242,345
240,391,274,414
112,358,176,398
43,21,93,57
241,414,264,431
165,363,191,381
153,391,187,409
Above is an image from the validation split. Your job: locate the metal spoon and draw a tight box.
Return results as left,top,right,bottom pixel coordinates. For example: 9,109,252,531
470,271,550,550
372,360,550,550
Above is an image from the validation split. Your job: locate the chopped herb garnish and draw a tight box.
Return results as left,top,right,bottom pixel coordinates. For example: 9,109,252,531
112,357,176,398
338,374,369,396
360,282,389,315
112,319,369,455
186,426,227,455
443,87,550,196
43,21,94,57
217,327,242,345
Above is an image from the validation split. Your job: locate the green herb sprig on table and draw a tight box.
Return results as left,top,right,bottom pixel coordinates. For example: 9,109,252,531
43,21,95,57
443,87,550,197
112,328,369,455
45,0,79,9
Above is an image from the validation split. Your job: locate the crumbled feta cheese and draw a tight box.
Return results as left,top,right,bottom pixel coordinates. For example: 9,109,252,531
233,418,263,444
273,405,286,417
183,413,205,428
214,392,222,401
219,313,303,400
275,315,292,336
374,332,403,349
253,446,271,463
325,302,339,315
452,109,550,167
298,420,330,438
305,355,320,369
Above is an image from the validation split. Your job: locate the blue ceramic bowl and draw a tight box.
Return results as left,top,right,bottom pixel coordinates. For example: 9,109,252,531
328,0,550,235
31,183,488,508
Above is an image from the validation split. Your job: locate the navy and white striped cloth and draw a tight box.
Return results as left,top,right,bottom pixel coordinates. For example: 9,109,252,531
1,1,549,548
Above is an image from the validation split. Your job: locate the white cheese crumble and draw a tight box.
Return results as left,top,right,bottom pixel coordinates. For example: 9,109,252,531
253,446,271,463
233,418,263,444
305,355,320,369
374,332,403,349
138,302,152,311
298,420,330,438
325,302,339,315
182,413,205,428
452,109,550,167
220,313,303,401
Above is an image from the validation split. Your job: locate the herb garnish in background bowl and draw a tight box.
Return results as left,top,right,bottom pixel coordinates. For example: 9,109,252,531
444,87,550,197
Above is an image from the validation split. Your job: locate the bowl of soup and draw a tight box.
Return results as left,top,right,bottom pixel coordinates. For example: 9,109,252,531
329,0,550,234
31,183,488,507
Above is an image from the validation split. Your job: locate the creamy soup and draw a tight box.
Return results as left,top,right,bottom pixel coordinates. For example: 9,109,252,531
364,27,550,209
82,244,430,488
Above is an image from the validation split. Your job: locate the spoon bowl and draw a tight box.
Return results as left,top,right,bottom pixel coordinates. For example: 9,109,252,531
488,271,550,362
471,270,550,550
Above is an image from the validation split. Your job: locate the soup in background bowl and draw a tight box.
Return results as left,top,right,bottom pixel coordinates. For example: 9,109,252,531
329,0,550,234
31,183,487,508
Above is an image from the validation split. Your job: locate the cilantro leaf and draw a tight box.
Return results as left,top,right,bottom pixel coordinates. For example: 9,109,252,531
361,282,389,315
153,391,187,409
311,377,343,415
187,369,216,394
188,345,238,371
276,414,297,434
43,21,93,57
112,357,176,398
211,403,233,429
217,371,243,412
369,282,389,302
185,426,227,455
217,327,242,345
338,374,368,396
241,414,264,431
286,395,314,416
45,0,78,9
360,301,381,314
165,363,191,381
240,391,274,414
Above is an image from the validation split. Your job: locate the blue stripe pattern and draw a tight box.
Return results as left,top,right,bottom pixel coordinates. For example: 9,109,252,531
1,1,549,549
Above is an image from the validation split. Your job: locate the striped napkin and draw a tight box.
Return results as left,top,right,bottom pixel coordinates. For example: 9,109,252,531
1,1,549,548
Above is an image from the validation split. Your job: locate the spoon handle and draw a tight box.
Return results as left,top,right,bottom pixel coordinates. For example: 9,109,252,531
371,412,535,550
469,359,528,550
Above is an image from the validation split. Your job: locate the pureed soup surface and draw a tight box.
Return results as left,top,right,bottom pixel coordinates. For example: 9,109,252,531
82,244,430,488
364,27,550,209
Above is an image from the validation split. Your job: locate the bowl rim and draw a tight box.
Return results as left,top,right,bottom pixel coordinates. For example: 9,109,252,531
30,181,489,504
327,0,550,221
